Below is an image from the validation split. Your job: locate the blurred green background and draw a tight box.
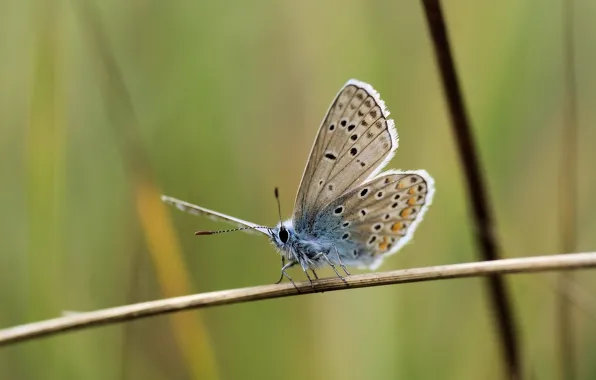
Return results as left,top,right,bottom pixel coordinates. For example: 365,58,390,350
1,0,595,379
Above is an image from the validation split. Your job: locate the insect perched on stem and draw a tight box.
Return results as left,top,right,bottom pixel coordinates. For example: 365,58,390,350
162,79,435,290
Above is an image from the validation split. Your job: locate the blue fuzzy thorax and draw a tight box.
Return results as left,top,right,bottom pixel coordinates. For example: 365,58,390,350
269,219,329,269
269,218,358,270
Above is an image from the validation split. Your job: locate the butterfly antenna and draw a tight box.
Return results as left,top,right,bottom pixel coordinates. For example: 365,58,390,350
195,226,269,235
274,187,283,226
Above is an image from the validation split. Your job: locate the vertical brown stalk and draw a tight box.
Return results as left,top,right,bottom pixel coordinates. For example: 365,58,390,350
420,1,521,378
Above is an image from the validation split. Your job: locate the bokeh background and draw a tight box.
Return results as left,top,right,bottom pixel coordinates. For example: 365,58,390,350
1,1,596,379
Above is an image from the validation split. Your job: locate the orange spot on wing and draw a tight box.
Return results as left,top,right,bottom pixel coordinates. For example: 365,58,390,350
391,222,402,232
409,187,417,195
378,236,389,251
396,181,405,190
401,208,412,218
408,197,417,206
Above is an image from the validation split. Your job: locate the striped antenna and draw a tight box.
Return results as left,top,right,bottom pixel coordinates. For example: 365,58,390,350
195,226,270,236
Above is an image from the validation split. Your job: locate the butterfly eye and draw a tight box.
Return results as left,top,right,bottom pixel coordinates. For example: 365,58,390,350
279,228,289,243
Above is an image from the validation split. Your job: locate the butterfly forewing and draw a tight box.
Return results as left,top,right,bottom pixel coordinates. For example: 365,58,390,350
316,170,435,269
161,195,268,236
293,80,398,231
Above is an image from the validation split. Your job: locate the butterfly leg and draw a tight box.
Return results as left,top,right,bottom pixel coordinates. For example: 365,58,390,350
274,256,286,284
300,262,317,292
318,251,349,286
311,269,319,280
278,260,299,291
333,245,351,276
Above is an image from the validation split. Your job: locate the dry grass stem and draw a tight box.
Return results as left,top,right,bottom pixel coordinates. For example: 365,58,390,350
1,252,595,347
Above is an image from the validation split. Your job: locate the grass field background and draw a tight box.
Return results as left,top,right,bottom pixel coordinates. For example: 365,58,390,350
1,1,596,379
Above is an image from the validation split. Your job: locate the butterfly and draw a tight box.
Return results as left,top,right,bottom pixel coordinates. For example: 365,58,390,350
162,79,435,289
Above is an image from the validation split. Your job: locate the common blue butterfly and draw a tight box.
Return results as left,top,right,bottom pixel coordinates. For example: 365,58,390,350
162,79,435,288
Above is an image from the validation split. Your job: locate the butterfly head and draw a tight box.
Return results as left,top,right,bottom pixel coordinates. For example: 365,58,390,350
269,187,296,252
270,219,295,251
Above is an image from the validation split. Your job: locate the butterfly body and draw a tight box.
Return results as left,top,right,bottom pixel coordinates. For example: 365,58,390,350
270,219,357,271
163,79,434,286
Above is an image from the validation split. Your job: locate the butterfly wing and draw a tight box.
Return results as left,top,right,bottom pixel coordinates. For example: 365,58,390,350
293,79,398,232
161,195,269,236
315,170,435,269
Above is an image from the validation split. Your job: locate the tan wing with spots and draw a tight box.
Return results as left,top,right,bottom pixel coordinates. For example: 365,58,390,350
326,171,435,269
293,79,398,231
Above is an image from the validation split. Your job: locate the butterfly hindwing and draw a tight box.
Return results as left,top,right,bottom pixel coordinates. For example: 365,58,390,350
316,170,435,269
293,80,398,231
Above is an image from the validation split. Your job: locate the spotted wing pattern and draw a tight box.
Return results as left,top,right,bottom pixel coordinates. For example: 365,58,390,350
318,170,435,269
293,79,398,232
